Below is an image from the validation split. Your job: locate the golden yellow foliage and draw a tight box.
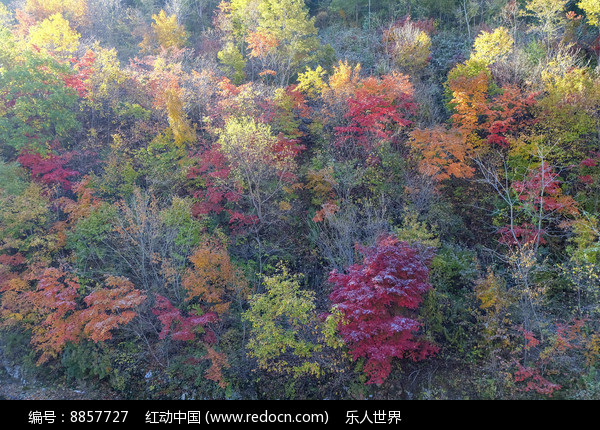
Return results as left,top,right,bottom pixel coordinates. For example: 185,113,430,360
579,0,600,27
295,65,327,99
323,60,362,103
470,27,514,65
164,87,196,148
139,10,188,53
27,13,80,54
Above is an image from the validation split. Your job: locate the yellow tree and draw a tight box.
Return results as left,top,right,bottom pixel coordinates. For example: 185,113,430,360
164,86,196,148
243,266,324,379
295,65,327,99
139,10,188,54
470,26,514,65
215,0,321,85
579,0,600,27
27,13,80,55
522,0,568,50
131,54,196,149
216,116,297,226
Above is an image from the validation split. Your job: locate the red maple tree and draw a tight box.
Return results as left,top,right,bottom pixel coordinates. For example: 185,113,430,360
18,147,79,191
328,234,438,384
152,294,217,342
334,73,416,160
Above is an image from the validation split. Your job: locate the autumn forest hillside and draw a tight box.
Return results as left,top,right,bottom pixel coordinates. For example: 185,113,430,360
1,0,600,400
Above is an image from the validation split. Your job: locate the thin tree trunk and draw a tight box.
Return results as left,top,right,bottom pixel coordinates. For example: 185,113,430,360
463,0,471,40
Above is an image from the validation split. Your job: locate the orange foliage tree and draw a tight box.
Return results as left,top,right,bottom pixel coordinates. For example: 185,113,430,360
15,267,146,365
183,235,249,317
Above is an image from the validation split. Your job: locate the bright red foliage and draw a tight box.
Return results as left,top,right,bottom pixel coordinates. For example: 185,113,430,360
18,147,79,191
483,85,538,148
187,143,261,232
152,294,217,342
335,73,416,157
499,163,578,246
498,223,547,246
513,362,561,397
580,156,599,168
512,163,573,213
187,143,239,217
521,328,540,350
328,234,438,384
63,50,96,98
273,134,305,162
